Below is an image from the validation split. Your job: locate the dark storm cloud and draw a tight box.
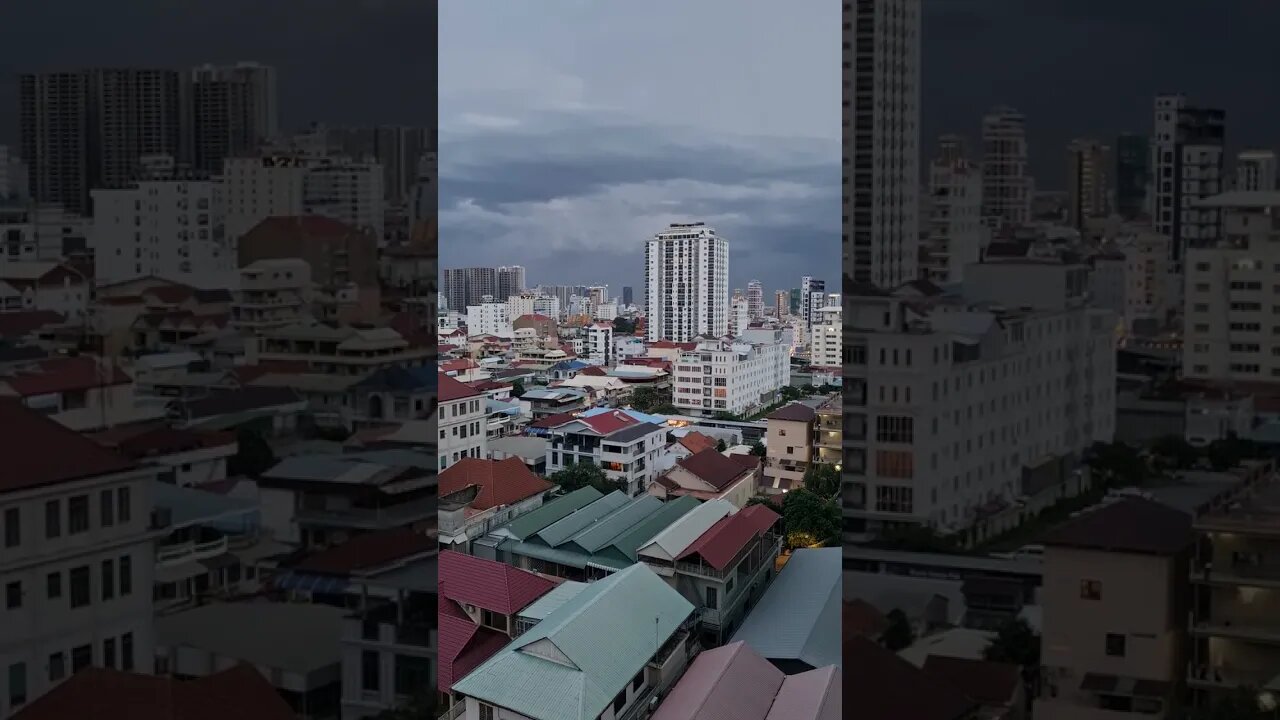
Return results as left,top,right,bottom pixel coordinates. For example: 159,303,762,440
924,0,1280,185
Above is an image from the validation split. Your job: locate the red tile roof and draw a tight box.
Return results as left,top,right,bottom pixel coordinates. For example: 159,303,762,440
676,504,780,570
439,372,481,402
843,599,889,639
578,365,608,376
575,409,638,435
142,284,196,305
0,310,64,338
1,355,131,396
294,528,435,575
469,380,511,392
438,457,554,511
1042,497,1192,556
528,411,578,429
438,550,557,615
440,358,478,372
252,215,363,237
110,428,237,459
675,448,756,491
844,637,977,720
438,605,511,693
677,432,717,454
922,655,1021,707
0,400,137,494
11,664,294,720
767,402,817,422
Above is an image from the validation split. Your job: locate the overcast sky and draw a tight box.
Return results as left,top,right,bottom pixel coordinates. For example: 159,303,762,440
438,0,841,297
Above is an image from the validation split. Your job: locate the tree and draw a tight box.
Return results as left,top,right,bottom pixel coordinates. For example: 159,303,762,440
1207,434,1261,472
612,316,636,334
780,385,802,402
750,441,767,457
984,618,1041,704
781,488,840,548
548,462,618,494
875,525,957,553
512,379,526,398
1151,434,1198,470
715,438,727,452
1086,441,1148,487
228,426,276,479
631,386,675,414
800,383,816,396
881,608,915,651
802,463,841,499
712,411,741,421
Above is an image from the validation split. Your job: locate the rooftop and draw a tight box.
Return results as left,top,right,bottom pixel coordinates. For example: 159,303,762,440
843,637,976,720
154,601,347,676
0,400,138,495
1042,497,1193,555
730,547,841,670
439,457,554,511
650,641,839,720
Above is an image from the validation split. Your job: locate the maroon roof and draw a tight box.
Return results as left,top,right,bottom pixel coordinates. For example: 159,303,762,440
12,664,293,720
108,428,236,459
438,600,511,693
1042,497,1193,556
0,310,64,339
676,504,780,570
767,402,816,422
0,400,136,494
844,636,977,720
677,432,717,454
922,655,1020,707
578,365,608,376
843,599,889,639
438,550,557,615
294,528,435,575
676,448,755,491
574,409,638,435
439,372,481,402
1,355,131,396
251,215,364,237
528,412,578,429
438,458,554,511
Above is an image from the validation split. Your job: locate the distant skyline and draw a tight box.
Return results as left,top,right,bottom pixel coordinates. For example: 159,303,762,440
438,0,840,294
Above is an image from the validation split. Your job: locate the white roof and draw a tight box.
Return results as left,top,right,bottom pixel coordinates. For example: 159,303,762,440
897,627,996,668
637,498,736,562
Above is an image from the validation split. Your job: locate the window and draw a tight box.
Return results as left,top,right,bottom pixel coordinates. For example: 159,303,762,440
68,496,89,534
1080,579,1101,600
361,651,380,692
7,663,25,707
101,560,115,601
117,487,131,524
69,566,90,608
100,490,114,527
5,581,20,609
478,705,495,720
875,450,914,479
121,633,134,671
613,689,626,714
3,508,17,548
71,645,91,674
119,555,132,596
705,586,718,610
48,653,64,682
875,486,914,514
45,500,60,539
1105,633,1126,657
103,638,116,669
875,416,914,443
46,572,61,600
633,671,643,692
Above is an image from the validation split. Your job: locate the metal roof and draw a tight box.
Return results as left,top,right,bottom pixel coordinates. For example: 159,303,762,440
637,499,737,562
731,548,841,670
605,496,701,563
567,495,663,553
517,581,589,624
452,563,694,720
532,491,630,547
501,487,604,540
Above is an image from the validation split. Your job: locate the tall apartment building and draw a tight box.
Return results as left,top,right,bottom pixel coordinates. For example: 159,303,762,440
189,62,278,174
1117,229,1175,336
20,69,183,215
437,374,487,472
622,286,634,306
0,403,159,716
1115,132,1151,220
1182,192,1280,385
1234,149,1277,192
90,171,233,288
981,106,1032,228
922,150,985,285
810,304,842,368
443,268,498,311
746,280,764,320
586,323,614,366
729,296,750,337
302,159,385,242
1151,95,1225,266
1066,139,1111,230
497,266,526,301
672,330,788,418
843,262,1116,538
773,290,787,318
323,125,435,204
800,277,825,326
465,302,511,338
844,0,921,288
506,293,560,322
644,222,728,342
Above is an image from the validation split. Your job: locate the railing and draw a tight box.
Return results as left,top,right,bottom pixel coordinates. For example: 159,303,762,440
157,536,229,566
438,701,465,720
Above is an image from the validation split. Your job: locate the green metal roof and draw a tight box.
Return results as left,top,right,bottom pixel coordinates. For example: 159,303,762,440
508,541,592,570
452,563,695,720
503,487,604,540
568,495,663,553
532,491,630,547
602,495,701,563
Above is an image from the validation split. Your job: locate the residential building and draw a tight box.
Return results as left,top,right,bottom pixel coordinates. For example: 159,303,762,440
323,125,435,204
644,222,728,342
464,302,511,338
774,290,788,318
810,304,841,367
729,296,749,338
924,152,985,285
746,280,763,320
441,267,498,312
1182,192,1280,384
1036,498,1193,719
1067,139,1110,231
0,262,90,321
730,547,841,673
437,458,554,552
650,641,840,720
1151,94,1225,266
813,394,842,468
189,62,279,174
1117,229,1174,336
650,449,761,509
231,258,313,332
672,335,788,418
302,158,385,243
1235,149,1276,192
843,0,921,287
844,636,978,720
545,410,667,496
0,401,158,717
981,106,1032,229
507,293,560,323
449,562,697,720
1115,132,1150,221
0,355,134,432
843,263,1116,539
437,374,487,472
763,403,816,492
586,322,614,366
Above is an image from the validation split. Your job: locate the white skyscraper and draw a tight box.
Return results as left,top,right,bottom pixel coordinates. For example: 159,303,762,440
746,279,764,320
844,0,921,288
980,106,1032,228
923,151,985,285
644,222,728,342
1150,94,1225,267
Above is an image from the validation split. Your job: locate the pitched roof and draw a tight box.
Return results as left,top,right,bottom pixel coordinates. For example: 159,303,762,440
844,637,976,720
766,403,816,422
0,400,137,494
650,641,785,720
438,550,558,615
1042,497,1193,556
180,386,302,418
528,411,578,429
922,654,1021,706
451,563,695,720
502,487,607,540
439,608,511,694
439,457,554,511
639,499,737,561
677,431,718,454
573,408,637,435
439,372,481,402
676,449,756,491
1,355,131,396
843,599,890,639
767,665,840,720
11,664,294,720
0,310,64,339
293,528,435,575
730,547,841,670
676,504,780,570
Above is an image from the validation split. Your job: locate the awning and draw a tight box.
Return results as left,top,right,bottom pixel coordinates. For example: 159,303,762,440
273,571,350,595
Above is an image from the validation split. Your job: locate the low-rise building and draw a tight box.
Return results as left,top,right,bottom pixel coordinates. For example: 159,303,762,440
672,335,789,418
437,374,487,472
730,547,841,674
649,449,761,509
764,403,816,492
545,410,667,496
437,458,554,553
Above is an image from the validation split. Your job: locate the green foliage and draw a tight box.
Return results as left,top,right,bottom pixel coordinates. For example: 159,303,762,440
229,426,276,479
802,463,841,499
781,488,840,548
800,383,816,395
749,441,767,457
512,379,526,398
611,316,636,334
881,608,915,651
1151,434,1199,470
548,461,618,494
715,438,727,452
984,618,1041,668
1086,441,1148,486
875,525,958,553
780,385,802,401
1207,434,1262,472
1179,686,1275,719
712,411,742,421
630,386,676,414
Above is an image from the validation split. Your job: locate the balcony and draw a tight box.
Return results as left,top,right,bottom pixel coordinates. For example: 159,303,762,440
1193,563,1280,590
439,703,465,720
1191,621,1280,645
1187,664,1280,691
675,534,782,582
157,535,229,567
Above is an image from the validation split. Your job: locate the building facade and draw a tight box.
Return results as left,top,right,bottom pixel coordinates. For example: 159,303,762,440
981,106,1032,229
923,152,985,285
673,334,788,418
1151,94,1225,267
644,223,728,342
